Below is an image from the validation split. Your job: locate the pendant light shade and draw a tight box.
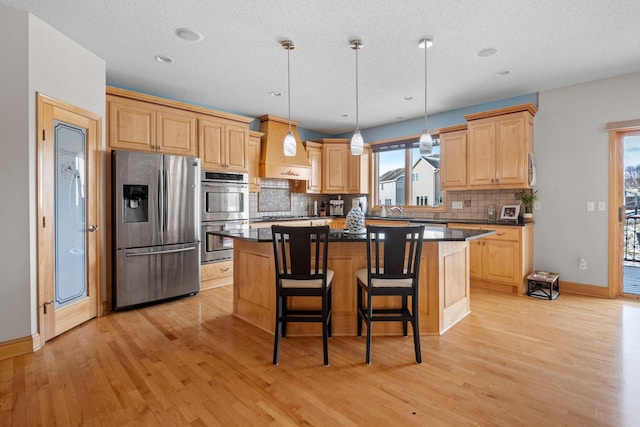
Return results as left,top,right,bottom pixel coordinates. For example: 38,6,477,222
282,40,296,157
350,39,364,156
283,131,296,156
351,130,364,155
419,37,433,155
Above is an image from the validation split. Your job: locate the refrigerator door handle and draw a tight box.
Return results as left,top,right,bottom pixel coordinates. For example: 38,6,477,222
164,168,169,233
125,246,196,257
158,169,164,235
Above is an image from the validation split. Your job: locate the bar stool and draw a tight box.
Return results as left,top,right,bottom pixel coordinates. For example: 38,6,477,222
271,225,334,366
356,224,425,364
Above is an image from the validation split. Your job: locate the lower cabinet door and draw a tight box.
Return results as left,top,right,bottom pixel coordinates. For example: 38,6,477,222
482,239,519,284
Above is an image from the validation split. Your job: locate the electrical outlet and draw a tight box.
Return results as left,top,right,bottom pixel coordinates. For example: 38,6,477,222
452,201,463,209
534,201,541,210
579,257,587,270
586,201,595,212
598,201,606,211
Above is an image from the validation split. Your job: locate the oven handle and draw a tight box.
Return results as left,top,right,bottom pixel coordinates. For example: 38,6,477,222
201,181,248,188
126,247,195,257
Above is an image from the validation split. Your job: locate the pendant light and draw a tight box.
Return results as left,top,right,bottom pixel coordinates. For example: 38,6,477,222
419,37,433,155
350,39,364,156
282,40,296,157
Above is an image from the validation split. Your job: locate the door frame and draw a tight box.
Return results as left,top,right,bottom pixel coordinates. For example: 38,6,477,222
608,119,640,299
36,93,103,345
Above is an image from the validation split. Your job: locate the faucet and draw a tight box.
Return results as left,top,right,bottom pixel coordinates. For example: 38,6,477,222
389,206,404,218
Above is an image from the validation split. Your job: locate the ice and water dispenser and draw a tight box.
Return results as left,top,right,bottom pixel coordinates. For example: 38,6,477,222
122,184,148,223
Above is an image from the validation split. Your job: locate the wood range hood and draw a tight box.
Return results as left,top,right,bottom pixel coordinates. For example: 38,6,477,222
258,114,311,181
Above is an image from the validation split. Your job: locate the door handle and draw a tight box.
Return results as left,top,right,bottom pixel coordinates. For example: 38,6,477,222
88,225,98,232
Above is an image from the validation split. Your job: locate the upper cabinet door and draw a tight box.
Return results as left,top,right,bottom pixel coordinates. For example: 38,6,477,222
198,118,224,170
199,117,248,173
108,97,156,152
156,107,197,156
322,143,348,193
225,123,249,173
307,144,323,193
468,120,496,187
348,147,370,194
248,133,262,192
440,129,468,189
495,114,527,186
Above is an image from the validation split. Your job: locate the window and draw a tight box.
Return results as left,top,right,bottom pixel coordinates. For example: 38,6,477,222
372,138,444,209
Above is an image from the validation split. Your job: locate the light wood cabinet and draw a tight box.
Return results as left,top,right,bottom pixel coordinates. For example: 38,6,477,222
107,96,197,156
200,261,233,290
322,140,349,193
107,87,252,165
465,104,536,189
438,124,468,190
330,218,346,229
292,141,323,194
348,146,370,194
449,223,533,293
320,138,370,194
248,131,263,192
199,117,249,172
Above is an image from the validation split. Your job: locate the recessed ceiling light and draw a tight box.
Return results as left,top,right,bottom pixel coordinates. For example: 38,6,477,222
395,116,404,120
497,69,511,76
404,96,414,101
476,47,498,58
155,55,174,64
341,114,349,118
175,28,203,42
269,91,283,97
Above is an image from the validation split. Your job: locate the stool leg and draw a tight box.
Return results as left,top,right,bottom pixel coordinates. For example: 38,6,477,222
273,294,282,365
357,281,363,337
322,291,329,366
366,291,373,365
412,294,422,364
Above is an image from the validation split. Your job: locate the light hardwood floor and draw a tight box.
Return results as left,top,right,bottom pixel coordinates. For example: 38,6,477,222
2,286,640,426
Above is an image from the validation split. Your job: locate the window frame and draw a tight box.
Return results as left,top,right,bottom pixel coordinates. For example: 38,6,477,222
370,134,446,213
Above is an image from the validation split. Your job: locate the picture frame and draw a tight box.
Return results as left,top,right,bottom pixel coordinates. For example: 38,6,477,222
499,204,520,221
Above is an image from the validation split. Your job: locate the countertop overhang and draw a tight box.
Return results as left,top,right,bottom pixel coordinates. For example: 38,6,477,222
249,215,531,227
210,227,495,243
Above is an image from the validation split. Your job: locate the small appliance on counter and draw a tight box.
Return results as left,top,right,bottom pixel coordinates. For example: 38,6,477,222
329,199,345,216
351,196,368,215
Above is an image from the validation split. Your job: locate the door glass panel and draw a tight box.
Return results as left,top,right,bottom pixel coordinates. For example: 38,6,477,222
54,120,87,307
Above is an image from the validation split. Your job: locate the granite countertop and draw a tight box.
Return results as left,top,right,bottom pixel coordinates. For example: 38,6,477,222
211,226,495,243
249,215,530,227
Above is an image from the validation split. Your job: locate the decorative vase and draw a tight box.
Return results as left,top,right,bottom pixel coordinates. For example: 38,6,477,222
346,207,365,233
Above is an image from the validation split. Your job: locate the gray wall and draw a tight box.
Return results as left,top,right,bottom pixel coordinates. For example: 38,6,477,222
535,71,640,286
0,4,105,343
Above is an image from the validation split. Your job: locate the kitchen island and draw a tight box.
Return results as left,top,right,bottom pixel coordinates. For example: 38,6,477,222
213,227,492,336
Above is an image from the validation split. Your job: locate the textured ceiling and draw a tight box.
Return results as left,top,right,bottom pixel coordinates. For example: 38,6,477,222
4,0,640,134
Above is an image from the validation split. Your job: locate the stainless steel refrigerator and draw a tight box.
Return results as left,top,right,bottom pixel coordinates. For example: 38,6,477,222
113,150,200,309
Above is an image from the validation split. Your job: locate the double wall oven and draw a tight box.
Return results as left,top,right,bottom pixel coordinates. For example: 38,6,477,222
200,170,249,264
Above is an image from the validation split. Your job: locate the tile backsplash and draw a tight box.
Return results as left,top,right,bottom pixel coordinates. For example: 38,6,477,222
250,179,523,221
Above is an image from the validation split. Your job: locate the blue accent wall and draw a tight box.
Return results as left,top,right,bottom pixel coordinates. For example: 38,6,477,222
334,93,538,141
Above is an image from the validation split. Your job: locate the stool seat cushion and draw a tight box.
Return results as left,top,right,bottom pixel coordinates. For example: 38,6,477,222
355,268,413,288
281,270,334,288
